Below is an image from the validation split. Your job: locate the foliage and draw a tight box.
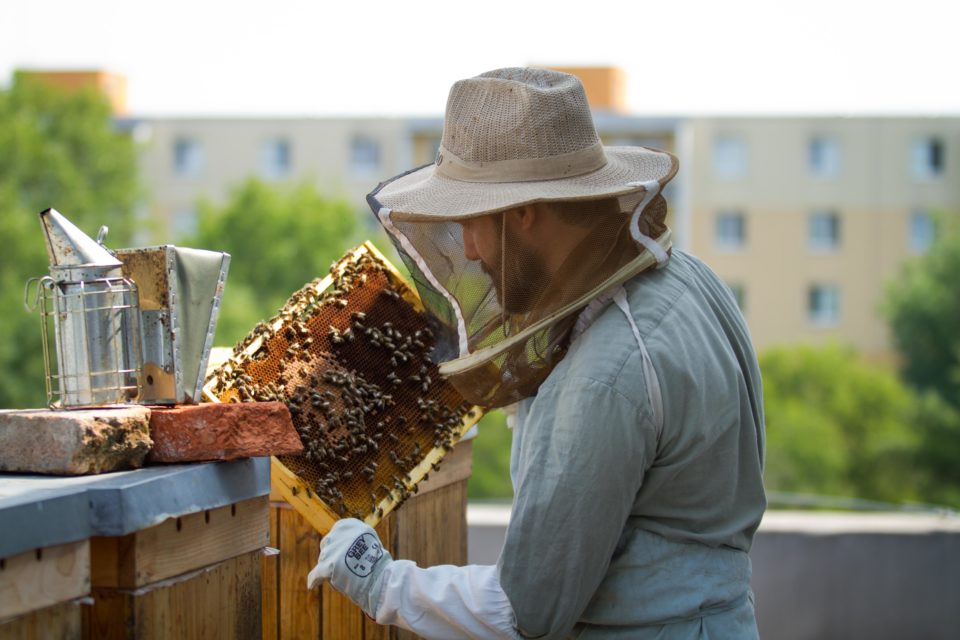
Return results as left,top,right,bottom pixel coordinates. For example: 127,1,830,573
885,218,960,408
760,344,927,504
0,75,140,409
188,178,361,347
908,391,960,507
467,344,960,508
467,409,514,500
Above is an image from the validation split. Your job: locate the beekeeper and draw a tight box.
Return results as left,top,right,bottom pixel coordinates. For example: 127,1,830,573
308,67,766,639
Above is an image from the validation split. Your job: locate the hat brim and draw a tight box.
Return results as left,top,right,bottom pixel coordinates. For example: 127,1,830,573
368,146,679,220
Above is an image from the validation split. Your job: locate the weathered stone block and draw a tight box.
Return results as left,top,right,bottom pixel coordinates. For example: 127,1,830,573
0,407,152,475
147,402,302,463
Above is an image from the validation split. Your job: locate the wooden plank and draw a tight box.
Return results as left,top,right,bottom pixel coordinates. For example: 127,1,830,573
0,600,82,640
395,480,468,568
278,508,321,639
261,506,280,640
394,481,468,640
321,584,364,640
91,496,270,588
362,514,396,640
85,549,262,640
0,540,90,620
417,439,472,496
271,457,339,535
83,586,132,640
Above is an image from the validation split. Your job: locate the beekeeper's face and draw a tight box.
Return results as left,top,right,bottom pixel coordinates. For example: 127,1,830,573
460,210,549,314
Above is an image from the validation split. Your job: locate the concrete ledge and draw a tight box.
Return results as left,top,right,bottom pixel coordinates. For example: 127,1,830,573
757,509,960,533
465,507,960,640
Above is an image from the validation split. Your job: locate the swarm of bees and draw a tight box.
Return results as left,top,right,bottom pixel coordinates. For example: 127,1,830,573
206,245,477,523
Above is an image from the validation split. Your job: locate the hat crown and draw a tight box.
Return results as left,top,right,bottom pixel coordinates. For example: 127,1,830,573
441,68,600,165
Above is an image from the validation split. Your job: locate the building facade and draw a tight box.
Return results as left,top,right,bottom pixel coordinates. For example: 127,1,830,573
18,68,958,361
679,116,959,360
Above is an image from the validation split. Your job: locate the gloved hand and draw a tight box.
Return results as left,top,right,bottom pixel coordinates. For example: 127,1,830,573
306,518,393,617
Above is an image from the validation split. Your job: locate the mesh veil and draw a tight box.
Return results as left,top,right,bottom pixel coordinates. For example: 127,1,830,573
370,184,672,408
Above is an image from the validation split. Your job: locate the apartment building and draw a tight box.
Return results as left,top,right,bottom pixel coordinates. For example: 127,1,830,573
680,117,959,359
19,69,959,360
130,116,413,238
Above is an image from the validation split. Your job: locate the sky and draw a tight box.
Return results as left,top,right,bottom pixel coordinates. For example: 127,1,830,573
1,0,958,118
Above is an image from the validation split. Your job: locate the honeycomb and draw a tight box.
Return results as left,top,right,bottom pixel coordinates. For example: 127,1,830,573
204,243,480,528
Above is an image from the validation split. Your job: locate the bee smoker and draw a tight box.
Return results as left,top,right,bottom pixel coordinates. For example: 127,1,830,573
25,208,231,408
26,208,143,408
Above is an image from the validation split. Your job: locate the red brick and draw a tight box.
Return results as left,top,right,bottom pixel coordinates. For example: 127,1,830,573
147,402,303,463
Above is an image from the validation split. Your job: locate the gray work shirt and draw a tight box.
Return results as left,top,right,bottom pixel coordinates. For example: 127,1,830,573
497,250,766,639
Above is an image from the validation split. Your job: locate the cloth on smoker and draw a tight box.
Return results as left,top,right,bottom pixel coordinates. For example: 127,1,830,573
499,251,765,638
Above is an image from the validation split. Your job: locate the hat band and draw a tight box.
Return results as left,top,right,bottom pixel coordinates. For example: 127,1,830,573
435,141,607,183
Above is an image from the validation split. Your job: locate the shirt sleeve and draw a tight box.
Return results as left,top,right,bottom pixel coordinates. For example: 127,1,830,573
497,375,656,638
374,561,520,640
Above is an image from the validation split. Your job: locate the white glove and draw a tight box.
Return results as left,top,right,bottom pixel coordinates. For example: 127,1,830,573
306,518,392,617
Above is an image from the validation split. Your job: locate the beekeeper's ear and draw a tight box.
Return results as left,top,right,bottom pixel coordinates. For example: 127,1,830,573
508,204,538,232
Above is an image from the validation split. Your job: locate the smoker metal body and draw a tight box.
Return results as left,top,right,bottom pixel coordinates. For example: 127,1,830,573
30,209,143,408
29,209,230,408
115,246,230,405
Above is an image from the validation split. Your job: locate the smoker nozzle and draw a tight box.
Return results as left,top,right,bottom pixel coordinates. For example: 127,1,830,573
39,208,121,270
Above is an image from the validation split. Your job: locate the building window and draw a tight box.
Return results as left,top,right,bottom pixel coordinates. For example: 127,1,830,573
261,138,291,179
911,137,945,179
808,284,840,326
173,137,203,177
715,211,746,251
712,135,747,179
350,136,381,175
727,282,746,311
808,210,841,252
171,207,198,239
808,136,841,178
910,210,936,253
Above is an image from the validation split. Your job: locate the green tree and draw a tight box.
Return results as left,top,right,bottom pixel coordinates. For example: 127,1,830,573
188,178,361,347
908,391,960,507
467,409,514,500
761,344,925,504
465,344,960,508
885,218,960,408
0,74,140,409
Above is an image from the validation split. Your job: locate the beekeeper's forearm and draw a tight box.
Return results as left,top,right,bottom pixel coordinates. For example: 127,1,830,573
374,561,520,640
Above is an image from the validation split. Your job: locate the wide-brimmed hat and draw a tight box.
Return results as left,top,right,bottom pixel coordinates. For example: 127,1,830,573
368,67,678,220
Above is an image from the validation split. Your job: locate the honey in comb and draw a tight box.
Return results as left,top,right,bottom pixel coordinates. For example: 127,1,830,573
207,246,475,521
